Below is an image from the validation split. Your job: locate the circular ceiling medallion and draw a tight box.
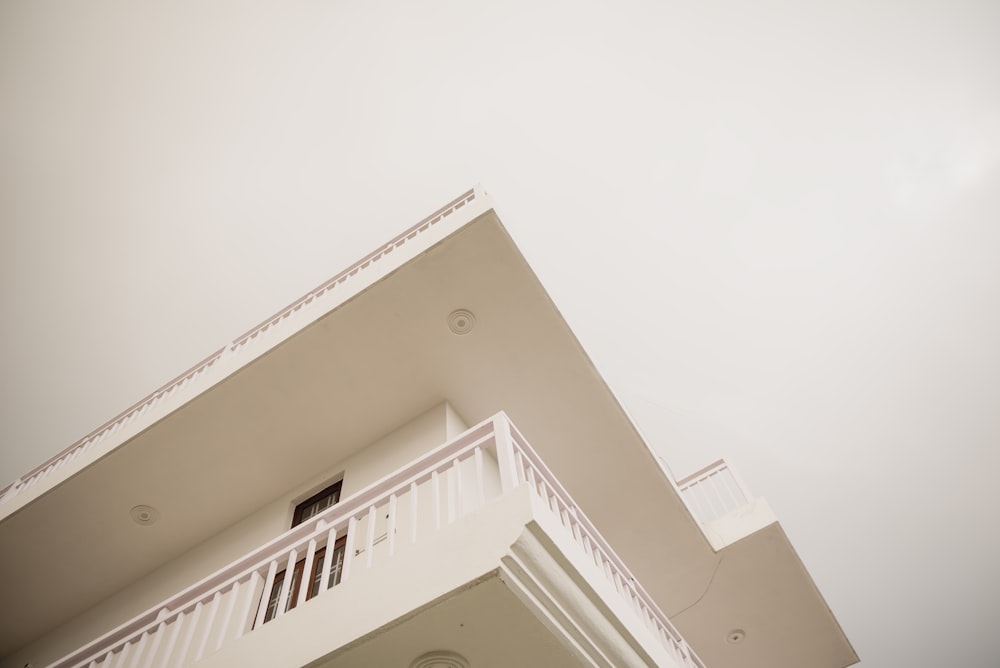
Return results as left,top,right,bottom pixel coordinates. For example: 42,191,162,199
130,505,160,526
409,651,470,668
726,628,746,644
447,309,476,335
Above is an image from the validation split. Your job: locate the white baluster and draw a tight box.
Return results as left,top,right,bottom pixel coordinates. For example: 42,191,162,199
254,562,279,628
728,470,747,510
121,633,143,668
722,467,744,510
446,462,457,524
387,494,397,557
703,473,724,518
318,527,338,593
595,549,607,576
582,534,594,558
558,499,569,528
431,470,441,530
214,580,241,652
569,507,583,544
612,570,624,594
174,601,202,665
709,477,725,515
194,590,222,660
409,481,419,544
155,611,184,668
139,609,170,668
341,517,358,583
234,572,262,638
364,505,376,568
473,446,486,508
454,458,464,517
297,539,317,608
686,483,709,524
728,462,753,507
1,479,22,504
525,466,537,495
115,639,132,667
274,550,297,620
493,415,519,491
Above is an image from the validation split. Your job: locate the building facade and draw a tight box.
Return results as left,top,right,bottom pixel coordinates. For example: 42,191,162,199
0,189,857,668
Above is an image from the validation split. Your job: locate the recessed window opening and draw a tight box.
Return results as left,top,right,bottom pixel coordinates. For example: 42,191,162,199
292,479,343,527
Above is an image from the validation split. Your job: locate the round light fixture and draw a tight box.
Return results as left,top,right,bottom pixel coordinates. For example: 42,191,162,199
447,309,476,335
130,505,160,526
409,651,470,668
726,628,746,644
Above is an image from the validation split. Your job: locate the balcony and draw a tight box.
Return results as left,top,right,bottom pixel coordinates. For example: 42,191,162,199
675,460,777,551
46,414,704,668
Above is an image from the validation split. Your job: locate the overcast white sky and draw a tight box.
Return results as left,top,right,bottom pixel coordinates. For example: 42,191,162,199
1,1,998,666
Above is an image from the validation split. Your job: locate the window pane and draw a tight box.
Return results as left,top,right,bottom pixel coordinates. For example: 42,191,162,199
328,544,346,588
308,551,325,599
263,572,285,623
284,567,301,613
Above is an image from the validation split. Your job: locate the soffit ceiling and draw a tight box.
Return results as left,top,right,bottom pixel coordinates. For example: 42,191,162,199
673,523,859,668
316,576,582,668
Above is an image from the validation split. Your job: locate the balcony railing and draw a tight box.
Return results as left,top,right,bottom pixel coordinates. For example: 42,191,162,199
676,458,752,525
0,189,480,508
49,413,703,668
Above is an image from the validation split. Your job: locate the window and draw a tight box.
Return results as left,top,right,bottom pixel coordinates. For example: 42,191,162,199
260,536,347,624
258,480,344,625
292,480,342,527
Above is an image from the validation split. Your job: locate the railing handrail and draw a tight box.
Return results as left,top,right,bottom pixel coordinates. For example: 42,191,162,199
676,458,728,488
1,189,481,503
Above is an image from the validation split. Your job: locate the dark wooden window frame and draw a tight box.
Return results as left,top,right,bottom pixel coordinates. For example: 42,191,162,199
292,480,343,527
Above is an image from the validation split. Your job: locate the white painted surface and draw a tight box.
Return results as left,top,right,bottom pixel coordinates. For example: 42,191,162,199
699,498,778,552
2,403,462,668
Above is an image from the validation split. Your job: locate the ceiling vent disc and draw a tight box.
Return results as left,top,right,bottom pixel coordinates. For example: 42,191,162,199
447,309,476,335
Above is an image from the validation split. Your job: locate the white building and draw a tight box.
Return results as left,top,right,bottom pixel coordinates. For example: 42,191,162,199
0,189,857,668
